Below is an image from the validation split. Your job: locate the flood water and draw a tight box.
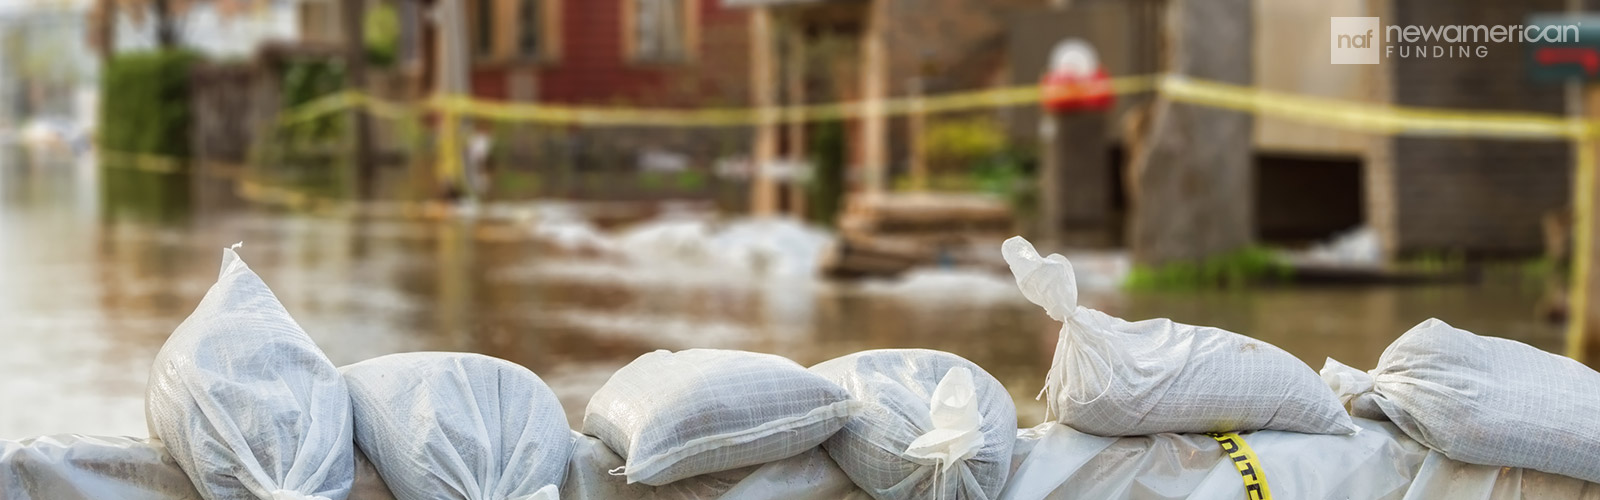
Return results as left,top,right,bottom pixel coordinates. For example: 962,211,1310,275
0,151,1565,439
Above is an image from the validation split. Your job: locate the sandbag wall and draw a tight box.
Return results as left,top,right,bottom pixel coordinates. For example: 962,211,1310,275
5,238,1600,499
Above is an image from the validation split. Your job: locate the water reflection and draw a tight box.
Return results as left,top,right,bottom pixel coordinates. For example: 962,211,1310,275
0,150,1562,438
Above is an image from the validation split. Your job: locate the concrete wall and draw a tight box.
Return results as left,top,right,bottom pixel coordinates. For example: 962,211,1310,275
1253,0,1380,156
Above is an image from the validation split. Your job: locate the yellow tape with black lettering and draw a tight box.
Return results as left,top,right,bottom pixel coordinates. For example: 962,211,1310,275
1206,432,1272,500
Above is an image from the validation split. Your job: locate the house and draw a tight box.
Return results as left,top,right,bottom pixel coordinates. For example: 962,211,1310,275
304,0,1573,260
994,0,1572,260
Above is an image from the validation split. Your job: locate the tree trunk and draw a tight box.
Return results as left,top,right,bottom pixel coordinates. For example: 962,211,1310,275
1127,0,1255,265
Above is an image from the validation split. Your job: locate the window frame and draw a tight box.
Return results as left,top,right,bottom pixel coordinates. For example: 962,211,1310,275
470,0,562,66
621,0,700,66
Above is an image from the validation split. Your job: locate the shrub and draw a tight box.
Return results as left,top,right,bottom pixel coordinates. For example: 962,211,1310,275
1124,247,1293,290
100,50,201,158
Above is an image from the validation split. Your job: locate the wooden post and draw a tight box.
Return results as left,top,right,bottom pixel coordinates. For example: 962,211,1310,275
1039,114,1061,245
859,0,889,194
343,0,376,199
750,7,779,216
1040,110,1113,247
785,24,808,217
1569,87,1600,366
907,78,926,190
435,0,470,196
93,0,116,61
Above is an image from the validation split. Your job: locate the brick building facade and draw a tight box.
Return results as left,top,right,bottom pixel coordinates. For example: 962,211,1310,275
1375,0,1572,257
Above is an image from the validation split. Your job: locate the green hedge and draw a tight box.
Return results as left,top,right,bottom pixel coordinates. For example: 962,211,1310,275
100,50,201,157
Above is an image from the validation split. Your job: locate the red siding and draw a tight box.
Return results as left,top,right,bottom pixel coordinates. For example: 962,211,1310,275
468,0,751,107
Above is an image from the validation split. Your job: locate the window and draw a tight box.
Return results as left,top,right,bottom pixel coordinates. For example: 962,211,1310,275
475,0,495,58
517,0,543,58
472,0,560,63
626,0,697,64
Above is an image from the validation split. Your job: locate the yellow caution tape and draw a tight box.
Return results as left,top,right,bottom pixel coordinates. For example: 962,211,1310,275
1160,75,1589,140
1206,432,1272,500
273,73,1592,142
273,75,1156,128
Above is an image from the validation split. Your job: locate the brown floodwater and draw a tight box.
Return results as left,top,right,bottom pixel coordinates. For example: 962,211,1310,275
0,151,1565,439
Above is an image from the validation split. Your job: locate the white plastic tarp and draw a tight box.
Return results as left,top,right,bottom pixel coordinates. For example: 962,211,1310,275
8,420,1600,499
998,417,1428,500
1401,451,1600,500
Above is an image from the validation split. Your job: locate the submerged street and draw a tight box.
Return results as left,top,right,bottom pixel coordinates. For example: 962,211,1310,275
0,150,1564,438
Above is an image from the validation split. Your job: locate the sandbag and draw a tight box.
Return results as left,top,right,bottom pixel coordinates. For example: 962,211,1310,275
562,433,869,500
145,246,354,500
1323,318,1600,484
0,435,397,500
1001,236,1355,436
0,435,199,500
810,349,1016,500
341,352,572,500
583,348,857,485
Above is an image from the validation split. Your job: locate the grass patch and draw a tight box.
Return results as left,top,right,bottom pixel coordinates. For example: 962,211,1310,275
1125,247,1293,291
1395,251,1467,273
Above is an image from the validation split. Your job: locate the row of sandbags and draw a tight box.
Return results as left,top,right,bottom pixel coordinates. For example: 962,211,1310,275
7,235,1600,500
7,416,1600,499
1000,236,1600,486
2,245,1010,500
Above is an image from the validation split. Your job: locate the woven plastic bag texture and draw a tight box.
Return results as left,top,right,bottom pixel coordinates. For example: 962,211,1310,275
810,349,1016,500
563,432,870,500
1001,236,1355,436
341,352,572,500
583,349,857,485
1323,317,1600,484
145,247,354,500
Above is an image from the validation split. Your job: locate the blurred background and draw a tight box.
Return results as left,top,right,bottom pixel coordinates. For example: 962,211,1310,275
0,0,1581,437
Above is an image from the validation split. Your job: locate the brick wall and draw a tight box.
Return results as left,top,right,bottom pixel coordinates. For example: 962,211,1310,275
1385,0,1572,257
469,0,751,107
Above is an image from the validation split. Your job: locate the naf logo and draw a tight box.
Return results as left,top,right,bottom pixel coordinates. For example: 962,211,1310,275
1331,17,1380,64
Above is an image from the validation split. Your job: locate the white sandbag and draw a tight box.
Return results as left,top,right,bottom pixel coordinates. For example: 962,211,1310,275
810,349,1016,500
999,417,1426,500
562,433,869,500
1001,236,1356,436
1323,317,1600,484
583,348,857,485
146,246,354,500
0,435,199,500
0,435,397,500
341,352,573,500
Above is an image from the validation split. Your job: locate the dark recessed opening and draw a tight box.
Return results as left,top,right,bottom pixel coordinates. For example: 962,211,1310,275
1254,152,1364,246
